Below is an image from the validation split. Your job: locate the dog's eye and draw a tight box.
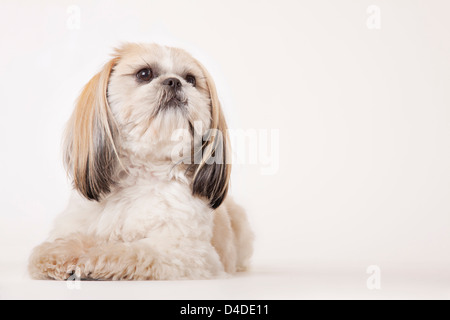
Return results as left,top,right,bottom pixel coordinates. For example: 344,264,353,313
186,75,196,87
136,68,153,82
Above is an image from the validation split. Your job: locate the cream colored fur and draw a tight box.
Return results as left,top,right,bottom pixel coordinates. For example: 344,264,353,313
28,43,254,280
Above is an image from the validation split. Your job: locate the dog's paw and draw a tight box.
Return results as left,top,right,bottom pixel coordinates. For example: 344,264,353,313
28,243,78,280
77,244,146,280
28,236,93,280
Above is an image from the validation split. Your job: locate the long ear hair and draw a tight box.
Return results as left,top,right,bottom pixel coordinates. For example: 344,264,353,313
192,63,231,209
63,58,120,201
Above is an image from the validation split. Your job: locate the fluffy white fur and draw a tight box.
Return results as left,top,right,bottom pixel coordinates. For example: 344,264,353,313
28,43,254,280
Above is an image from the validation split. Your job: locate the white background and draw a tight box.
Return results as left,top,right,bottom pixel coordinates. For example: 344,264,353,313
0,0,449,299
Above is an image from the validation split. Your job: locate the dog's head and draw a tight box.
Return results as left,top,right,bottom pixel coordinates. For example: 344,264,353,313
64,43,230,209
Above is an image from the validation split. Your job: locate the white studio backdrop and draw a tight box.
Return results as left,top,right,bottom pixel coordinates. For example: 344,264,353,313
0,0,449,284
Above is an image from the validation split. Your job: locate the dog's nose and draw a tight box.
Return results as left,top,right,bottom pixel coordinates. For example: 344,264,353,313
163,77,182,90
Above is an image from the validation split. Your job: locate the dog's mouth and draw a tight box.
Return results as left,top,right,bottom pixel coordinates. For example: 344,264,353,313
165,97,186,108
159,90,188,111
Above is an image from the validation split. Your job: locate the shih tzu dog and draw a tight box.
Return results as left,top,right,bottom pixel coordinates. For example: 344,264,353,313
28,43,254,280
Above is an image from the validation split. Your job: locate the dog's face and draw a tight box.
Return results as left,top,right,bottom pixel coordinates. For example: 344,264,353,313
108,44,212,157
64,43,230,209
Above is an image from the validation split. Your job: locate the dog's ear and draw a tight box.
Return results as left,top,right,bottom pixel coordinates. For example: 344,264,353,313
192,63,231,209
64,58,120,201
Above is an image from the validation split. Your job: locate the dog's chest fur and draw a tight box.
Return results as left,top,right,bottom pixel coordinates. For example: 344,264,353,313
93,164,213,241
52,164,214,246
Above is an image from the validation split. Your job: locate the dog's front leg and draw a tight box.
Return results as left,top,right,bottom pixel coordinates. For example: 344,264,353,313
79,239,225,280
28,234,96,280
